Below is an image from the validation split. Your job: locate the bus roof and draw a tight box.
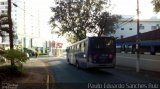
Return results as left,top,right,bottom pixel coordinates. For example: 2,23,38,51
67,36,115,48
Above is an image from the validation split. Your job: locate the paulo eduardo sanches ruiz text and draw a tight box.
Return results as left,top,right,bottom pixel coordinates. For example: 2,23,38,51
88,83,159,89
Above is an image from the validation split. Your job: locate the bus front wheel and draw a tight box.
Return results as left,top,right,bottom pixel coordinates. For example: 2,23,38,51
68,59,71,64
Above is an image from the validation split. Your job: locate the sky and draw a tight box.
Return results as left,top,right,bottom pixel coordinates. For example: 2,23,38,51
32,0,69,48
110,0,160,19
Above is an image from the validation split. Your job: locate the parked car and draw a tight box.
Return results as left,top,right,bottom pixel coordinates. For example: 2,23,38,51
24,48,36,57
0,48,6,64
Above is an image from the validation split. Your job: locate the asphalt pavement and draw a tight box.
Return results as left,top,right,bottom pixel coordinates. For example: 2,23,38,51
41,56,160,89
25,54,160,89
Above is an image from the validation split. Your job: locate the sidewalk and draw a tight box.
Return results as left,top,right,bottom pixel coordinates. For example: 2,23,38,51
116,65,160,81
0,56,55,89
20,57,56,89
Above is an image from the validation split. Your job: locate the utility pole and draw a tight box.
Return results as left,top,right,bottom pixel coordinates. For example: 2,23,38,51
8,0,13,49
8,0,14,66
136,0,140,72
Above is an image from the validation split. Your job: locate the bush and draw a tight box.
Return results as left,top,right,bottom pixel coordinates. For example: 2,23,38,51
3,49,29,67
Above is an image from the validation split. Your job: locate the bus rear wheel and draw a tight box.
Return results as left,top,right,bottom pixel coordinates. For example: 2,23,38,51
76,61,79,68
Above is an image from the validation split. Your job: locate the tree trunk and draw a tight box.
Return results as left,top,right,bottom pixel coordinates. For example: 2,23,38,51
8,0,14,66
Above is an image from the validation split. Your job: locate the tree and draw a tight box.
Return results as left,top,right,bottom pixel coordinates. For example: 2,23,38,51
151,0,160,12
50,0,120,43
95,12,121,36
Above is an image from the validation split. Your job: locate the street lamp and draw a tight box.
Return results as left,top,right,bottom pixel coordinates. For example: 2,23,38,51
12,1,26,49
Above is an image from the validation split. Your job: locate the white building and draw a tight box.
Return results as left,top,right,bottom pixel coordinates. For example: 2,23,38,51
0,0,10,47
113,17,160,39
0,0,41,49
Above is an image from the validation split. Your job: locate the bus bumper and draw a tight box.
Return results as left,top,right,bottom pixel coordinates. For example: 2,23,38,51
87,62,115,68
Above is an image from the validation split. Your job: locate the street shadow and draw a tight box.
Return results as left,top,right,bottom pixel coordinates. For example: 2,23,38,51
85,68,113,75
42,59,64,64
24,66,47,73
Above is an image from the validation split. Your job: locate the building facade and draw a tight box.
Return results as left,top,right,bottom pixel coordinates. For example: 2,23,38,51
114,17,160,55
0,0,41,50
114,18,160,39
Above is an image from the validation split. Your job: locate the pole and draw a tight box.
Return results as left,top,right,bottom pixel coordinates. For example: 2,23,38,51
8,0,14,66
8,0,13,49
136,0,140,72
23,1,26,48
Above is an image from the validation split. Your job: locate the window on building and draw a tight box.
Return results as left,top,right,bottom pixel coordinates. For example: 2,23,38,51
151,26,157,30
5,6,8,9
1,10,4,13
120,35,124,39
140,24,144,29
129,28,132,30
4,10,7,13
0,2,5,5
2,36,6,43
4,1,7,5
121,28,124,30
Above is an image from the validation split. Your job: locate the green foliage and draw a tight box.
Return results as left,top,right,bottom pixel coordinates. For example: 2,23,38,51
96,12,121,36
3,49,29,66
152,0,160,12
50,0,118,43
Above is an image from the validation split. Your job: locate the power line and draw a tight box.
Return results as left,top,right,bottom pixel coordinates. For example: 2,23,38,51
117,16,134,29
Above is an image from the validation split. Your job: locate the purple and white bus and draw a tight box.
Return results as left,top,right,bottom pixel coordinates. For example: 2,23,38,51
66,37,116,69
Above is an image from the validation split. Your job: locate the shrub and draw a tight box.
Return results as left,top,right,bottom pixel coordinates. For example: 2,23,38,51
3,49,29,67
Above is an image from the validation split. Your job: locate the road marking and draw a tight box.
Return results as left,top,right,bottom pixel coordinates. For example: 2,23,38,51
117,56,160,61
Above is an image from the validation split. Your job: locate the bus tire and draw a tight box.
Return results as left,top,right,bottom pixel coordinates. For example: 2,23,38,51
76,60,79,69
68,59,71,64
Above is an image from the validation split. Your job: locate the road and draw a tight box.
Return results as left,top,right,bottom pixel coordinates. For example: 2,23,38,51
41,55,160,89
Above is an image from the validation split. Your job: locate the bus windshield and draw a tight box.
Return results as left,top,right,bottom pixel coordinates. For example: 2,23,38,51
90,38,114,52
